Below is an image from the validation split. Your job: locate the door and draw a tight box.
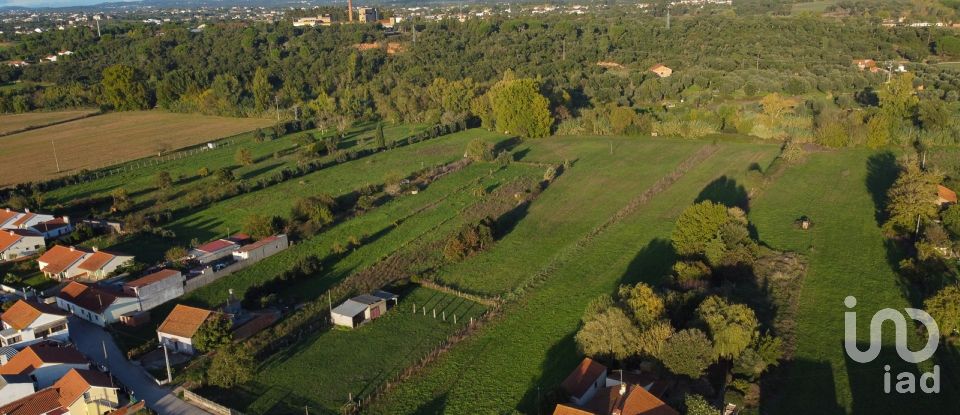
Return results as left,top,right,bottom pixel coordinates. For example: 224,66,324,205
370,306,381,319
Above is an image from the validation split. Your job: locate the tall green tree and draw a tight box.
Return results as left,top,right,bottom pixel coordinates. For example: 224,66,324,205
484,76,553,138
252,67,272,112
878,72,918,120
696,296,759,360
575,299,641,360
193,314,232,353
883,156,943,235
661,329,714,378
208,343,254,388
924,284,960,337
101,64,149,111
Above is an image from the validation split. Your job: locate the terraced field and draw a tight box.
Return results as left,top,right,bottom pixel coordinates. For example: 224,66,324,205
373,138,780,413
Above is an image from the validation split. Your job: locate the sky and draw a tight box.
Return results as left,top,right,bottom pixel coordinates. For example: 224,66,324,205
0,0,138,7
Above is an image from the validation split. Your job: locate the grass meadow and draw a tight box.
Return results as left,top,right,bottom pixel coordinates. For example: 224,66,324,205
372,139,781,413
184,161,540,308
750,150,960,414
202,285,487,414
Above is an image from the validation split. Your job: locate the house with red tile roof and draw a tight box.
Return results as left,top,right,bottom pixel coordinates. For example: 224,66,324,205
54,282,140,327
189,238,240,264
122,269,185,310
29,218,74,240
74,250,134,280
53,368,119,415
0,209,55,231
0,373,35,406
37,246,133,282
0,368,119,415
937,184,957,207
0,387,62,415
561,358,608,406
0,229,45,262
0,342,88,388
554,359,679,415
0,300,69,349
36,246,88,281
157,304,214,355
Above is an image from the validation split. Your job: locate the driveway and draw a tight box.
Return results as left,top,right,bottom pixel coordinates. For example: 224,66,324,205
69,317,211,415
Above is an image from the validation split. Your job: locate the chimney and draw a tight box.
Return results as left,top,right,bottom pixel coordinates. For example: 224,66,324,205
62,216,70,224
92,246,99,252
69,246,75,252
24,208,29,213
348,0,353,22
619,383,626,396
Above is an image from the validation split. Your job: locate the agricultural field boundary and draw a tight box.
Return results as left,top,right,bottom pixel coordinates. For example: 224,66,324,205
0,109,102,138
361,143,719,411
505,143,719,301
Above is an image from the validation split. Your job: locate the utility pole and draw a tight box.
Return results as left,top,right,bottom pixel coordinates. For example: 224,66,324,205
94,15,101,37
275,96,280,122
666,7,670,30
561,38,566,61
51,140,61,173
163,343,173,384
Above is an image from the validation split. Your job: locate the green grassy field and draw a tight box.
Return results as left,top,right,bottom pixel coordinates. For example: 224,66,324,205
750,150,958,414
164,129,505,247
44,122,425,207
202,285,487,414
184,160,540,308
433,137,707,296
791,0,838,14
372,139,780,413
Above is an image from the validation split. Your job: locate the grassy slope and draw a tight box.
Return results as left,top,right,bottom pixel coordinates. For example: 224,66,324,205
434,137,705,296
373,139,779,413
43,123,424,206
231,286,488,414
0,111,273,186
165,129,507,245
184,162,540,308
750,150,957,414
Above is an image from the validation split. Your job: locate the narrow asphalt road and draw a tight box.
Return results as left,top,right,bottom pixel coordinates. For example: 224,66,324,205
69,317,211,415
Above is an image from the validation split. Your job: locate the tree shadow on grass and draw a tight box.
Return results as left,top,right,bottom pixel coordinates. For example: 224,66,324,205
865,152,898,225
695,175,750,212
514,238,675,414
843,342,951,415
761,358,844,415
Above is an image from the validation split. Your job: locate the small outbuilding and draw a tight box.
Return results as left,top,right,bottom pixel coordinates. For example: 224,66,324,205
331,291,397,328
937,184,957,207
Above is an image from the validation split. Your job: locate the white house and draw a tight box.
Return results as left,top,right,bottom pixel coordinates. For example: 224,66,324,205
0,342,88,388
123,269,185,310
157,304,213,355
0,300,69,349
232,234,288,262
0,374,34,406
189,239,240,264
0,229,45,261
0,209,54,231
30,217,74,240
330,291,397,328
37,245,88,280
55,281,140,327
560,357,608,407
37,246,133,281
